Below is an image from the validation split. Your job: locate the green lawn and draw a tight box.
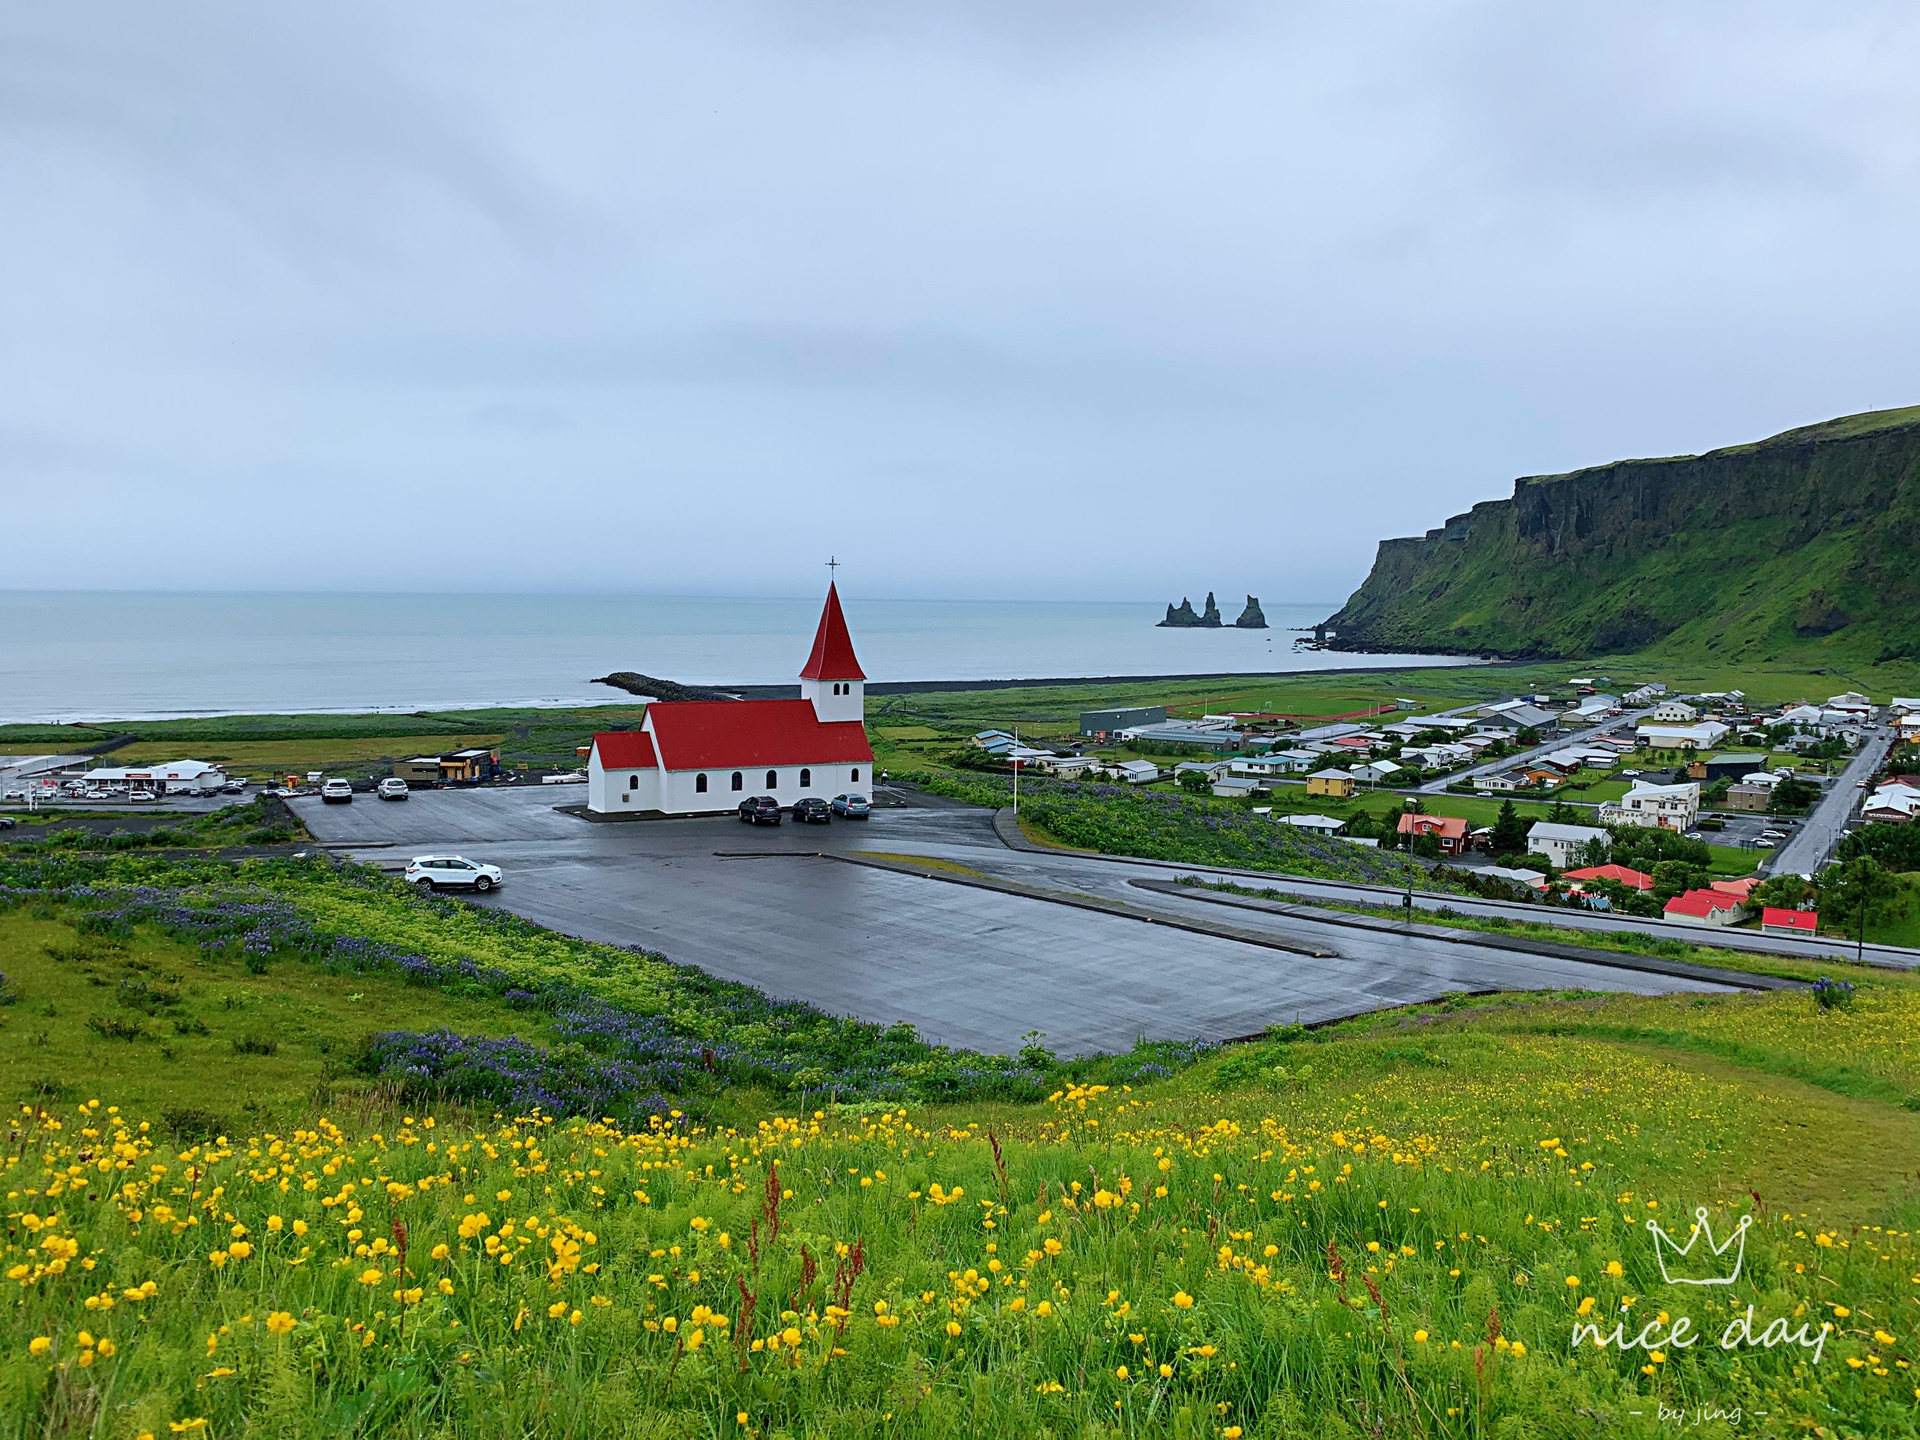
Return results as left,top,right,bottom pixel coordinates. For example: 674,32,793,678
0,910,539,1122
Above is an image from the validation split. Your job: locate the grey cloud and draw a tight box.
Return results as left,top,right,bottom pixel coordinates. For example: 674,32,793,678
0,3,572,267
2,1,1918,603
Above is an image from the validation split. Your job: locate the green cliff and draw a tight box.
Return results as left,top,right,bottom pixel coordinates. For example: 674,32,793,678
1324,405,1920,665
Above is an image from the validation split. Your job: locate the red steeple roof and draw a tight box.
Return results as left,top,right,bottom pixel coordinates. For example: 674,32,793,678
798,583,866,681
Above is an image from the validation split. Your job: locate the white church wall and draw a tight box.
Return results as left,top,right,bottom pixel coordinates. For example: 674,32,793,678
588,762,663,813
655,762,870,814
801,677,864,724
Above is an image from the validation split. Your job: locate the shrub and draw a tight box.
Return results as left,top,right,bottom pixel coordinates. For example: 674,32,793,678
232,1032,281,1055
1811,976,1855,1011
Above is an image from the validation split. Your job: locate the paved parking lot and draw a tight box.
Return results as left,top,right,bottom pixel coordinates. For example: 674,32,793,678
290,785,1748,1056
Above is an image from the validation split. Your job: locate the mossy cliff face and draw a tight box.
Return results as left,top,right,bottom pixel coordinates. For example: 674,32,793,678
1324,406,1920,663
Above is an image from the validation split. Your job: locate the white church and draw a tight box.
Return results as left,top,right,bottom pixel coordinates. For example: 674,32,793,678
585,584,875,816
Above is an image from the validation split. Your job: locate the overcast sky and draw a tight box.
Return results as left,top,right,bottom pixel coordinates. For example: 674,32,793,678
4,1,1918,604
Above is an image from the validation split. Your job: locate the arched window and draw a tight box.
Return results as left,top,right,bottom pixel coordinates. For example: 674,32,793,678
628,774,638,790
730,772,743,791
851,767,861,782
695,773,708,793
765,769,778,789
800,768,811,788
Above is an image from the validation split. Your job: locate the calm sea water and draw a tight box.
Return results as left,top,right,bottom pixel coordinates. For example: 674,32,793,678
0,592,1470,724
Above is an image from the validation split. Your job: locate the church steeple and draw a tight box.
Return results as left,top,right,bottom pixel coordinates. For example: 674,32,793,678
799,582,865,722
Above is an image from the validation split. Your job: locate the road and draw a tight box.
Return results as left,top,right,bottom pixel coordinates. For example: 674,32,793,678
1413,706,1660,794
289,785,1768,1058
1768,725,1896,877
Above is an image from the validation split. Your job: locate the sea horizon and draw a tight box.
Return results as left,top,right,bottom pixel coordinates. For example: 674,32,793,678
0,590,1475,726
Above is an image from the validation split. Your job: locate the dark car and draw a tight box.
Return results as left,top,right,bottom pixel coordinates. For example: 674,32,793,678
792,796,832,824
737,795,782,825
831,793,871,819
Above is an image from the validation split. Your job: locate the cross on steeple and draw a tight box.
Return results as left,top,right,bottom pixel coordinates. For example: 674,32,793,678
826,556,840,576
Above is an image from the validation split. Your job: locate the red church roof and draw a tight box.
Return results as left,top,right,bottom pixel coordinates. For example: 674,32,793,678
645,699,873,770
592,731,657,769
798,583,866,681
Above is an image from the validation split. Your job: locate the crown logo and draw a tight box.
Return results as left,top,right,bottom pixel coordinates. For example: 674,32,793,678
1645,1207,1752,1287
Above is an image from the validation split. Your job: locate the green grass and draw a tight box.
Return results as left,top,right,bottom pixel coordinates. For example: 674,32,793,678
0,911,535,1122
5,978,1920,1435
5,848,1920,1433
105,734,505,776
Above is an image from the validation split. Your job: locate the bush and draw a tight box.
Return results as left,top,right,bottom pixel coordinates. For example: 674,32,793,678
1811,977,1855,1011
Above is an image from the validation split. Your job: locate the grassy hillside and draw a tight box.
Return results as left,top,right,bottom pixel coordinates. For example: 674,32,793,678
1326,405,1920,669
4,844,1920,1434
5,943,1919,1434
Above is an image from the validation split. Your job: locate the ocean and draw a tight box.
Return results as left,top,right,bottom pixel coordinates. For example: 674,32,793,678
0,591,1471,724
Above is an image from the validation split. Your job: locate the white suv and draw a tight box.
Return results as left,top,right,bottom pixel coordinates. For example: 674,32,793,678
321,778,354,804
377,778,410,801
405,855,503,892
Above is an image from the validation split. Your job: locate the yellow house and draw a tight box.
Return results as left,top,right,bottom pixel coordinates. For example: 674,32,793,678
1306,768,1356,799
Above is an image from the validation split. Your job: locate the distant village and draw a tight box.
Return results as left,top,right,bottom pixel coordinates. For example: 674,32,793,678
967,679,1920,937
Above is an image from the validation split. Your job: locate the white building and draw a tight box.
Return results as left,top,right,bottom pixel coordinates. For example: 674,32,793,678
81,759,227,794
1599,780,1701,831
1649,700,1699,723
1228,751,1315,777
1525,822,1609,868
1635,720,1730,751
1276,813,1346,834
587,585,874,816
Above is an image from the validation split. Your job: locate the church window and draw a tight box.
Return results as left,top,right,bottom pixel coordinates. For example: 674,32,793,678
730,772,742,791
628,775,638,790
851,768,860,782
800,768,811,788
695,773,708,793
765,769,778,789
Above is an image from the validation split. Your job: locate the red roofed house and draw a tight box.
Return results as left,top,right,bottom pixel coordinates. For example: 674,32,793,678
1760,907,1818,938
587,585,875,816
1663,887,1748,927
1395,813,1469,855
1710,876,1761,901
1562,864,1654,891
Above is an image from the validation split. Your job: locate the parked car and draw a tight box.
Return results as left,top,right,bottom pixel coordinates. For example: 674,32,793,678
404,855,503,892
0,816,15,830
831,793,870,819
223,778,247,793
378,778,410,801
127,790,157,804
321,778,354,804
792,796,832,824
0,788,23,801
737,796,782,825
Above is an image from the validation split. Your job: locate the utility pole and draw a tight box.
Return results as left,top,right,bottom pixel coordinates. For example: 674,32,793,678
1403,805,1415,921
1012,724,1019,817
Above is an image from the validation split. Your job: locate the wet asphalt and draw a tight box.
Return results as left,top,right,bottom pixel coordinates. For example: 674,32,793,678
287,785,1755,1057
